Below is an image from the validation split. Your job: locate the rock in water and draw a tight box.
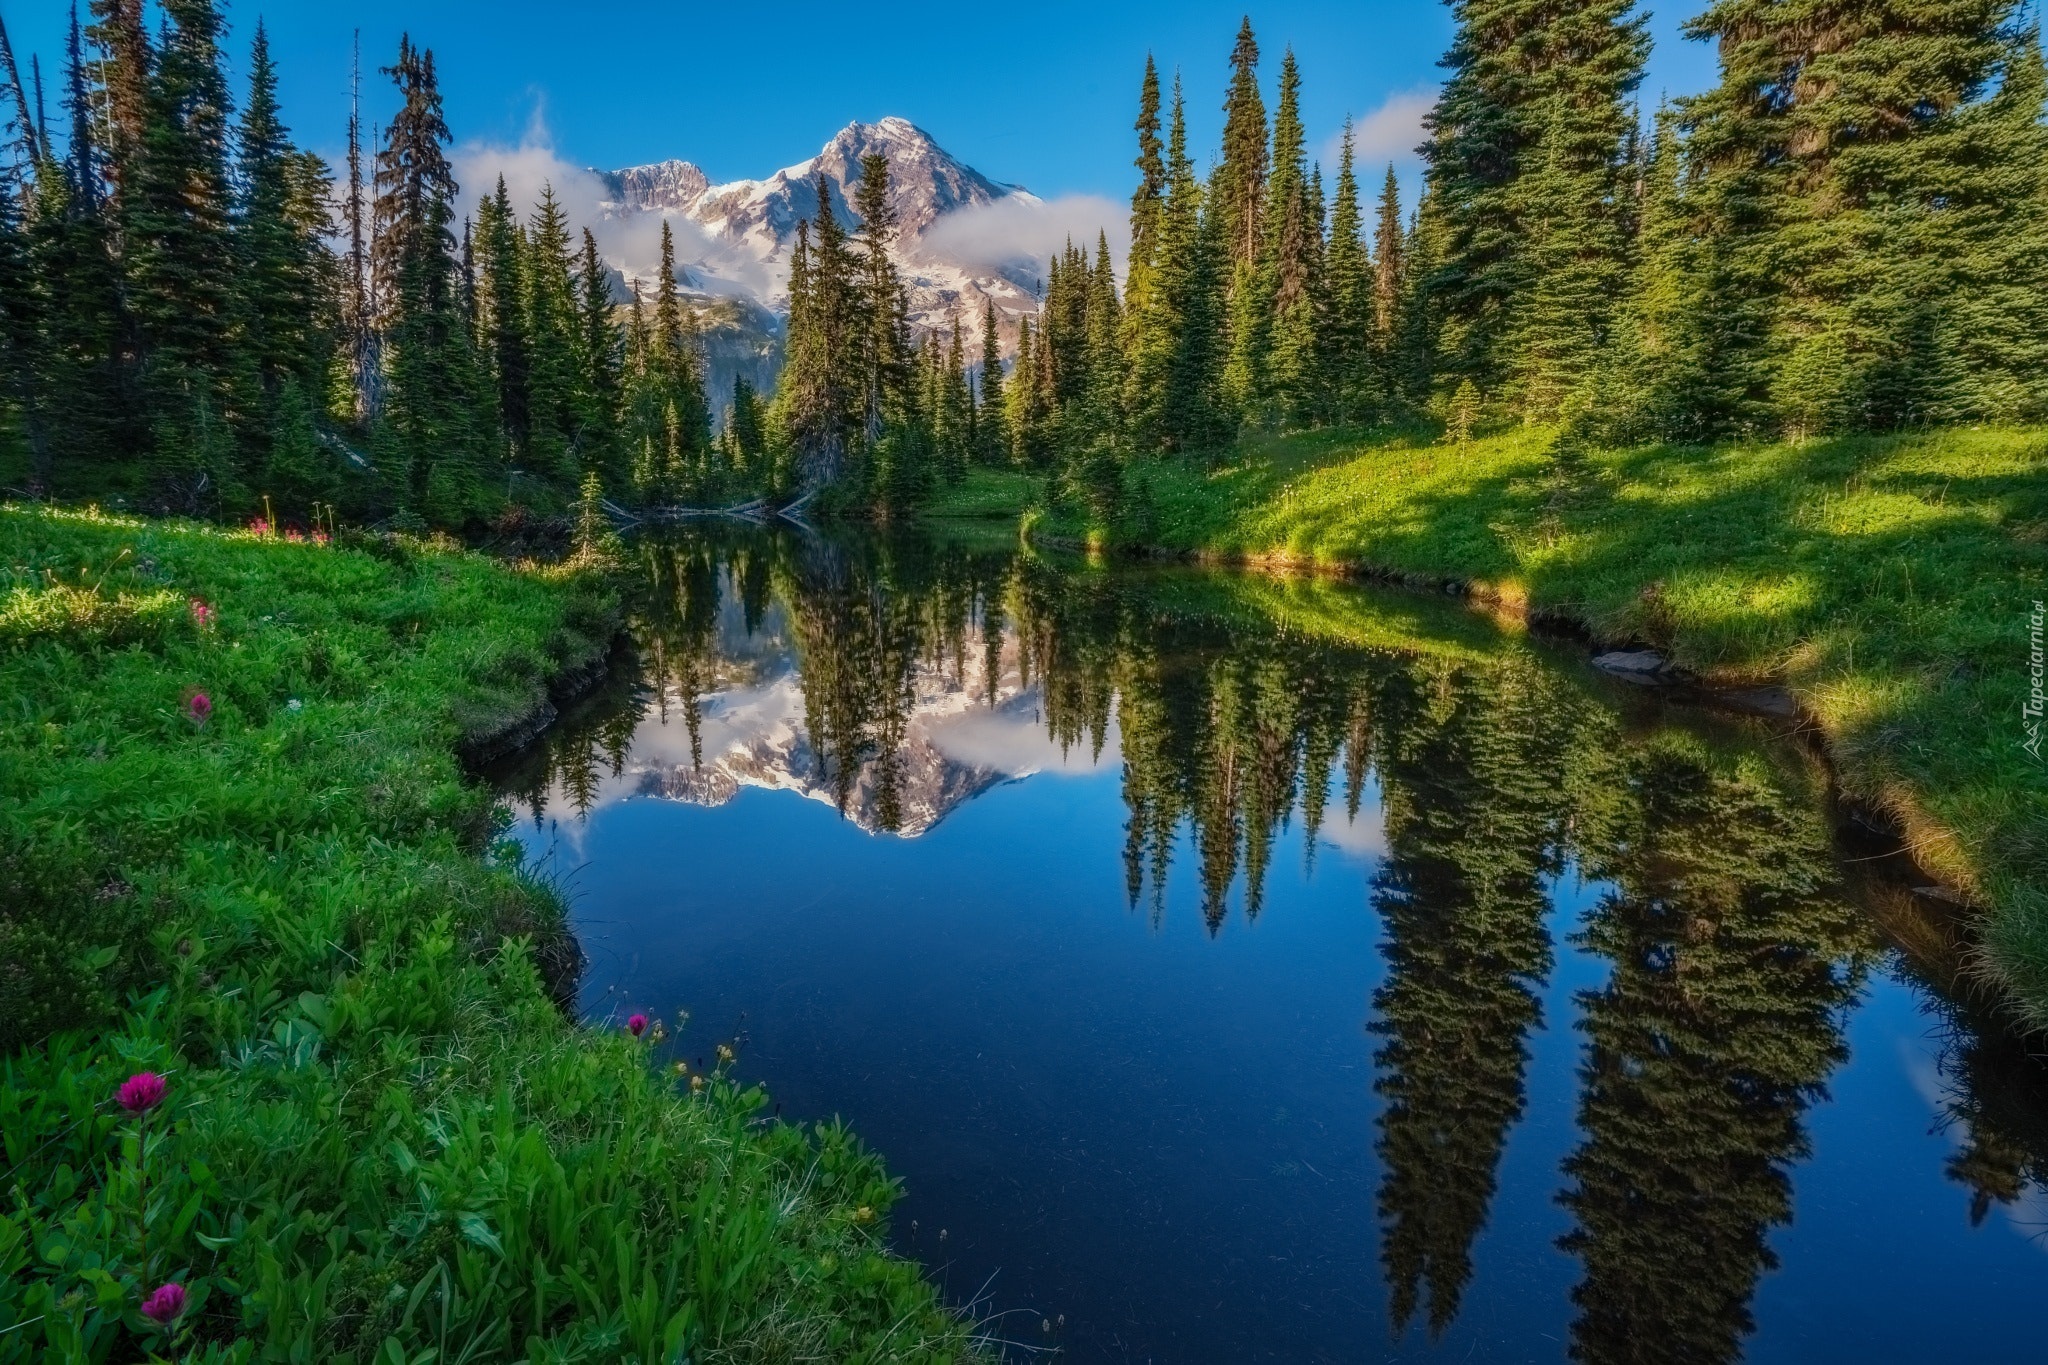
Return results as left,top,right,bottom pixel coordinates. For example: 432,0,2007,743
1591,649,1671,681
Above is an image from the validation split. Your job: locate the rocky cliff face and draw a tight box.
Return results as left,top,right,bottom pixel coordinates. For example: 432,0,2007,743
593,118,1052,369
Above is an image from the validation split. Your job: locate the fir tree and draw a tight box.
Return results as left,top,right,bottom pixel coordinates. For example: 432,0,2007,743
524,183,580,484
477,177,529,457
373,37,479,518
1372,165,1406,346
233,23,329,413
1680,0,2045,432
851,153,910,449
1421,0,1647,410
1123,55,1167,368
125,0,242,504
976,298,1007,464
1262,49,1323,428
1214,19,1271,423
1322,124,1373,422
575,226,622,481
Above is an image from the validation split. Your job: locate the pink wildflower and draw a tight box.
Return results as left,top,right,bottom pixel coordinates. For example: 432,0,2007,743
188,598,214,628
117,1072,167,1114
626,1013,648,1038
249,518,270,537
139,1282,186,1325
285,527,303,542
312,530,331,545
185,692,212,728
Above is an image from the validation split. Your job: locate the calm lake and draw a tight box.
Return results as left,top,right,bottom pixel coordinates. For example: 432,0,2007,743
494,525,2048,1364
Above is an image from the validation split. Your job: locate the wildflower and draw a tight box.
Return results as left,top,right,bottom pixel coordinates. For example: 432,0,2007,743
312,530,330,545
689,1074,705,1091
716,1043,734,1064
140,1282,186,1325
626,1013,648,1037
854,1205,875,1224
249,518,269,537
117,1072,167,1114
286,699,302,712
672,1061,688,1077
285,528,303,542
187,598,214,628
184,692,212,728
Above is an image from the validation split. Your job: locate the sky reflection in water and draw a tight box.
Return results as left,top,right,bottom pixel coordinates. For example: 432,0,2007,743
501,528,2048,1364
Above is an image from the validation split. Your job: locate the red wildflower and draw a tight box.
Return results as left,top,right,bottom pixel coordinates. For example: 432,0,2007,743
140,1282,186,1324
627,1013,648,1037
117,1072,167,1114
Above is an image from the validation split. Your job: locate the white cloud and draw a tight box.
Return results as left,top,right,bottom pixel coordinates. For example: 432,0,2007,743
918,193,1131,281
1321,87,1438,176
928,705,1119,778
450,118,721,296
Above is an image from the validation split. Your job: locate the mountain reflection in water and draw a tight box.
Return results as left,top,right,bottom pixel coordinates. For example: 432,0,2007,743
495,526,2048,1364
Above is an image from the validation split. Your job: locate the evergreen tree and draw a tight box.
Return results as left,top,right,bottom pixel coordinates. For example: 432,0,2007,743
1122,56,1167,379
1263,49,1323,428
85,0,149,206
1372,165,1406,348
852,153,911,450
126,0,242,504
1322,125,1373,423
373,37,480,519
1214,19,1270,422
575,226,622,481
233,22,331,420
1159,74,1227,454
1123,60,1176,451
976,298,1007,464
780,185,859,487
1679,0,2047,432
343,33,375,421
1007,313,1040,465
1421,0,1647,411
523,183,580,484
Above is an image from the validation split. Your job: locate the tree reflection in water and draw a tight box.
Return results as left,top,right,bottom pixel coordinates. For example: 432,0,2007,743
495,525,2048,1360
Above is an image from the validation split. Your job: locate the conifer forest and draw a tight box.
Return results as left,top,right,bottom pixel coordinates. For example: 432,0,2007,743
4,2,2048,1360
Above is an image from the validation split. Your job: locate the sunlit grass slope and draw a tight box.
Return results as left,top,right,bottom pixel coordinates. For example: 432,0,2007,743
0,507,976,1361
933,426,2048,1023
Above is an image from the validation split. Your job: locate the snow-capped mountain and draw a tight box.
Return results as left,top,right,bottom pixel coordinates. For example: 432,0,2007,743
592,118,1058,351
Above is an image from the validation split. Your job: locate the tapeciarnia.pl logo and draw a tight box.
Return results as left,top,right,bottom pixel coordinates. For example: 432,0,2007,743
2026,600,2045,762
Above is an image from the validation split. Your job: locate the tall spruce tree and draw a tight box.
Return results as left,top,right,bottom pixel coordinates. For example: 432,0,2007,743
523,184,579,484
851,153,910,447
1372,165,1406,346
1421,0,1647,412
575,226,622,482
1262,49,1323,428
1322,125,1374,423
1162,74,1228,454
976,298,1007,464
1214,19,1270,423
1679,0,2046,433
126,0,242,504
373,37,480,519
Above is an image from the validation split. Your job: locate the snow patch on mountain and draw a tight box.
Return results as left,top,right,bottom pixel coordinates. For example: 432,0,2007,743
592,117,1125,349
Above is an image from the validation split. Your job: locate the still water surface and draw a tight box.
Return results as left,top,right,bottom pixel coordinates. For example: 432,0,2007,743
497,527,2048,1363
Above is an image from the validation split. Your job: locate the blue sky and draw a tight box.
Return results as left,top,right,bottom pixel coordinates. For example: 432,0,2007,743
10,2,1723,197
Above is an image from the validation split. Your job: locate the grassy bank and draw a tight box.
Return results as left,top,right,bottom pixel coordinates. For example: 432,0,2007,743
929,425,2048,1022
0,508,974,1360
